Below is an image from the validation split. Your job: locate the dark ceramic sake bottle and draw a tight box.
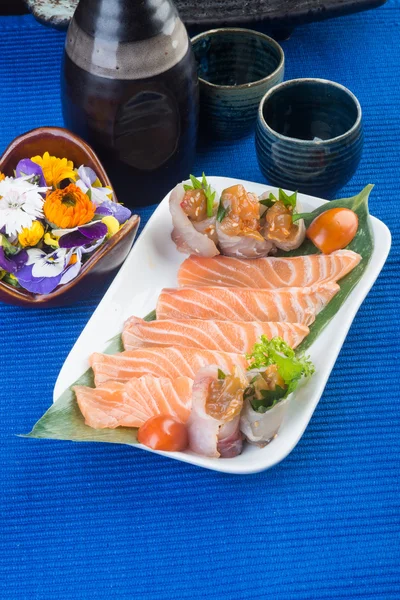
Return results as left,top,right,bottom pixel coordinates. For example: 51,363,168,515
61,0,199,206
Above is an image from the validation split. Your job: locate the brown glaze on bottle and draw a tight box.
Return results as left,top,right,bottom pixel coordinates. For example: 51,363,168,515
61,0,199,206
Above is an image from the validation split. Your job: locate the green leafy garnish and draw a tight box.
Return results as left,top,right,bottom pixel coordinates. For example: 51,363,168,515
0,234,20,255
216,201,228,223
279,188,297,210
248,386,287,413
259,192,278,208
217,368,226,380
184,173,216,218
259,189,297,211
291,212,309,223
246,336,315,396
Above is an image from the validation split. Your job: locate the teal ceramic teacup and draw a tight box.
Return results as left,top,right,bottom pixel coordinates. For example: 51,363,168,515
191,28,284,140
255,78,363,198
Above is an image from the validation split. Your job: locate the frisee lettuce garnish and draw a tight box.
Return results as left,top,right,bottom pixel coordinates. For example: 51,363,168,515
246,336,315,396
183,173,216,218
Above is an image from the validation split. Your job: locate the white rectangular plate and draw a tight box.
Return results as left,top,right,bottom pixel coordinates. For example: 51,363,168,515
54,177,391,474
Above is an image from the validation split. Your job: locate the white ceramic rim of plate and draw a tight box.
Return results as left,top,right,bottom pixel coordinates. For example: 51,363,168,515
54,177,391,475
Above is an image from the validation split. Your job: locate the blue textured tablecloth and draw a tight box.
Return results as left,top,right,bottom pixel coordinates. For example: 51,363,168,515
1,6,399,599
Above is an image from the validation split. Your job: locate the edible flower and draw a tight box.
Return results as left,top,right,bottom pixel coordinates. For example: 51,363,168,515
43,231,59,249
0,246,28,274
16,159,46,187
31,152,76,187
246,336,315,396
16,247,82,294
54,221,108,249
44,183,96,228
75,165,113,205
18,220,45,247
0,176,47,236
95,198,131,224
0,172,5,182
101,216,120,237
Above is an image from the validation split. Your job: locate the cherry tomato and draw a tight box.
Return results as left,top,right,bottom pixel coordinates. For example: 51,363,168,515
138,415,188,452
306,208,358,254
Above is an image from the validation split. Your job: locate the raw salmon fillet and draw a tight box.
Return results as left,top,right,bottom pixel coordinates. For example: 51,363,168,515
122,316,309,352
90,347,248,386
156,283,339,325
74,375,193,429
178,250,361,288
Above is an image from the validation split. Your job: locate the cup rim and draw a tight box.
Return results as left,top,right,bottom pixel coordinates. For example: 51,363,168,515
191,28,285,90
258,78,363,145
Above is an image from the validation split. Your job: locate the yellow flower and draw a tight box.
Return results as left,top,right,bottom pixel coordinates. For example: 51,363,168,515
44,184,95,228
0,172,5,182
44,232,59,248
31,152,76,187
101,216,120,237
18,220,45,247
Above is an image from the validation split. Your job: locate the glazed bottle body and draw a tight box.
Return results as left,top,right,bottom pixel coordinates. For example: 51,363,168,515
61,0,199,206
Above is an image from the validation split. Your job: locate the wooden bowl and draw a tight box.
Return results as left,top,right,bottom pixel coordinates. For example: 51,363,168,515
0,126,140,307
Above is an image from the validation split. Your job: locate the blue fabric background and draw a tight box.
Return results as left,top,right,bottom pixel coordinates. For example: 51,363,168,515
1,5,399,599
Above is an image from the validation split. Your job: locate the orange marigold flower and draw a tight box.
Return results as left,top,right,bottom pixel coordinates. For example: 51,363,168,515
44,184,96,229
0,172,5,182
31,152,76,187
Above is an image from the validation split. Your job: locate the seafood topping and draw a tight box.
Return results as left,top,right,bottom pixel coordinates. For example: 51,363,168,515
206,368,245,421
188,365,247,458
180,188,208,222
216,184,274,258
219,184,263,239
260,189,306,251
169,179,219,257
265,201,298,243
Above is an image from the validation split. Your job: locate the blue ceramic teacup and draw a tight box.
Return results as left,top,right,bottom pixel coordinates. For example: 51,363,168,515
191,28,284,140
255,78,363,198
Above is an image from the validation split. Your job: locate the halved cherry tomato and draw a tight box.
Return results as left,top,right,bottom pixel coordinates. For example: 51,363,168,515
138,415,188,452
306,208,358,254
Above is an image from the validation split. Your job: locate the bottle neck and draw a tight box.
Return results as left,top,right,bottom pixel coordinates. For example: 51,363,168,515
74,0,179,43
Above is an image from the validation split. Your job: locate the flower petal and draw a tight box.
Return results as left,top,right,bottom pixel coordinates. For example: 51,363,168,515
59,249,82,285
95,198,131,224
17,263,63,294
16,159,46,187
78,165,97,187
0,247,28,274
30,248,68,278
58,222,107,248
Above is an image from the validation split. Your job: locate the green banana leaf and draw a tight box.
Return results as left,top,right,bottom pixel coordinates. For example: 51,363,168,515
24,185,374,444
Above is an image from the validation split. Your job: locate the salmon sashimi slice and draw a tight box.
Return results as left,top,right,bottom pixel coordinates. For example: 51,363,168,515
74,375,193,429
122,316,309,352
90,347,248,386
156,283,340,325
178,249,361,288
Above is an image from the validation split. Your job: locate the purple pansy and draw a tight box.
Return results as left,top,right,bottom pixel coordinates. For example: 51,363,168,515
0,246,28,274
16,159,46,187
57,221,108,249
16,247,82,295
95,198,131,224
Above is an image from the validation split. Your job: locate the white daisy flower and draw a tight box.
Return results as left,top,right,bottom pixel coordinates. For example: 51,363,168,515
0,176,48,237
